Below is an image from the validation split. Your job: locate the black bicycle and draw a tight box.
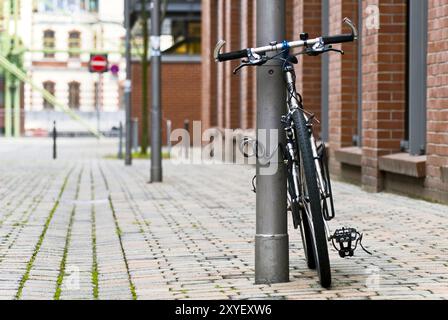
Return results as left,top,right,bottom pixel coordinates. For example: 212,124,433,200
214,18,371,288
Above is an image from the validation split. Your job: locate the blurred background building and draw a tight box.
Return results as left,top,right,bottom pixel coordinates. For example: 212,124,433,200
129,0,201,145
1,0,126,136
24,0,126,135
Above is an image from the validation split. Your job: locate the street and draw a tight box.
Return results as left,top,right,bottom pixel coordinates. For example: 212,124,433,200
0,138,447,300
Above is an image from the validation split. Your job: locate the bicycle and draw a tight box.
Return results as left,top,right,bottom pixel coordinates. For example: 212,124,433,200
214,18,371,288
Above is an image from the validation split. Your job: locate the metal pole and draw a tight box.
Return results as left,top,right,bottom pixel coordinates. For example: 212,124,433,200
118,121,123,159
255,0,288,284
96,73,101,136
4,0,12,138
166,119,172,158
4,72,12,137
12,0,20,138
53,121,57,159
132,118,139,151
321,0,329,143
150,0,162,182
9,82,16,136
183,119,189,159
124,0,133,165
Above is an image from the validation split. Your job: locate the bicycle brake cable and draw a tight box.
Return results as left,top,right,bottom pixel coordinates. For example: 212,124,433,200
357,233,372,255
251,175,257,193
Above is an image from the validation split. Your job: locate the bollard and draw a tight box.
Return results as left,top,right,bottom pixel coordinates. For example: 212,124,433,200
132,118,139,152
183,119,190,134
118,121,123,159
183,119,190,159
166,120,172,159
52,121,57,160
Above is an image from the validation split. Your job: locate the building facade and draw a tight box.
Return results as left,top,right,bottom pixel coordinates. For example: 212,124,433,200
130,0,202,146
21,0,126,133
201,0,448,204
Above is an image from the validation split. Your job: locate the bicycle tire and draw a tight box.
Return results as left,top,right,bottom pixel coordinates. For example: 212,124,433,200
291,110,331,288
287,178,315,269
299,207,316,269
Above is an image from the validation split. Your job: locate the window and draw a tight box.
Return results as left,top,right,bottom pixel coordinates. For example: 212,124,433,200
67,0,77,11
68,81,80,109
39,0,57,12
88,0,98,13
37,0,98,14
403,0,428,155
43,30,55,58
43,81,55,109
68,31,81,58
164,18,201,55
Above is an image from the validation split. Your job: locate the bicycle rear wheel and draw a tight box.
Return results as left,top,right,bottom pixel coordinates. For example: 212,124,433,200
299,207,316,269
291,110,331,288
287,176,315,269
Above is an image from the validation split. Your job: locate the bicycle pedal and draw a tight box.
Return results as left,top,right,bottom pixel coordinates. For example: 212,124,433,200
330,227,372,258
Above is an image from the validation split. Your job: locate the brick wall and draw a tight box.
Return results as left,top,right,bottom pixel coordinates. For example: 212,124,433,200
224,0,241,129
328,0,359,172
201,0,218,130
200,0,448,203
425,0,448,202
131,61,202,145
239,0,255,130
202,0,294,132
293,0,323,136
361,0,407,192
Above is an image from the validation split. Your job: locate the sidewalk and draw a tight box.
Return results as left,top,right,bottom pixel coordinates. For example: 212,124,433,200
0,138,447,300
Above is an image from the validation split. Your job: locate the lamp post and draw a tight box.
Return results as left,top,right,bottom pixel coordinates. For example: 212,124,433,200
150,0,162,182
255,0,289,284
124,0,133,165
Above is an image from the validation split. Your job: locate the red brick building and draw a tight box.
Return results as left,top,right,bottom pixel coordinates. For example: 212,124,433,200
130,0,202,145
201,0,448,204
131,58,202,144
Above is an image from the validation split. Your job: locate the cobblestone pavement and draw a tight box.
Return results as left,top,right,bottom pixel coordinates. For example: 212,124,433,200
0,138,447,300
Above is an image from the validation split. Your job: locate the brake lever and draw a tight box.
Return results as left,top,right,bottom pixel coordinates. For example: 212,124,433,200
327,48,344,55
304,45,344,56
233,59,251,74
233,57,268,74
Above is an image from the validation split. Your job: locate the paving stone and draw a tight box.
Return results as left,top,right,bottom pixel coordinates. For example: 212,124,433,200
0,138,447,300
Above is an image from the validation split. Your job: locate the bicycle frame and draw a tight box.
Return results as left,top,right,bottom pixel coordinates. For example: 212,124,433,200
282,64,332,239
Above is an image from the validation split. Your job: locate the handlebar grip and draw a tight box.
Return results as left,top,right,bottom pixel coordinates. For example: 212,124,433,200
322,34,354,45
217,49,248,62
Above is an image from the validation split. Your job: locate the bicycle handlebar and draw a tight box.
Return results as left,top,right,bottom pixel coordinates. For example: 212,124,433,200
216,49,249,62
214,17,358,62
322,17,358,45
322,34,354,45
